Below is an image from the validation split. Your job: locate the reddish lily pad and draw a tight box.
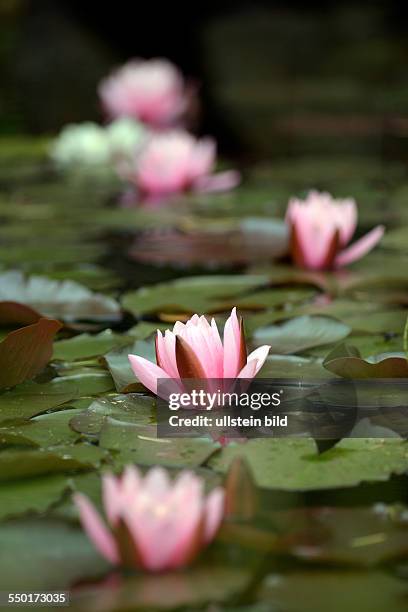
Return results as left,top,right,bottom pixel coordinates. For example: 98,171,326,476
129,221,288,267
0,301,41,326
323,344,408,379
0,318,62,390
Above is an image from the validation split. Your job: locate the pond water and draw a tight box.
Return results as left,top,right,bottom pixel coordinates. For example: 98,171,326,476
0,138,408,610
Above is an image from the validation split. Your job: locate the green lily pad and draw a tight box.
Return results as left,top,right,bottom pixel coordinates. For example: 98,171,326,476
381,226,408,250
103,338,156,393
0,380,78,424
0,519,107,590
235,287,317,311
69,394,155,436
344,310,408,334
100,418,217,470
53,330,131,361
254,315,351,354
0,408,80,448
72,564,251,611
0,474,70,520
307,333,402,359
259,570,408,612
121,275,270,316
0,242,106,268
273,506,408,566
257,355,330,378
0,443,106,481
208,438,408,490
51,371,115,396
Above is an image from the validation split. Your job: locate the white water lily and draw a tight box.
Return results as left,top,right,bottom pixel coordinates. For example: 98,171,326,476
50,122,111,168
50,119,147,170
105,117,147,160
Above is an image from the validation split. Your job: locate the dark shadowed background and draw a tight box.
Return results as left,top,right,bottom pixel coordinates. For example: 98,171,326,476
1,0,408,158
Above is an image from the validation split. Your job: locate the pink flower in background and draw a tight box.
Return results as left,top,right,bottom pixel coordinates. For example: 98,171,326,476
120,130,240,198
74,466,224,572
128,307,270,395
286,190,385,270
99,59,189,128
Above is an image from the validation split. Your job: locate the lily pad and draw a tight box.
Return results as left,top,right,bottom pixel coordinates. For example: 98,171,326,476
0,380,78,424
0,519,107,590
0,474,70,520
69,394,155,436
121,275,270,317
274,506,408,566
0,271,121,323
103,338,156,393
0,318,62,389
129,220,288,267
71,564,251,611
100,419,217,470
0,444,106,481
254,315,351,354
257,355,330,378
259,570,408,612
208,438,408,490
344,310,408,334
53,330,131,361
323,344,408,379
51,370,115,396
0,408,80,448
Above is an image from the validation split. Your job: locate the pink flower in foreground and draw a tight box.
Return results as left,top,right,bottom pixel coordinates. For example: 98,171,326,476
128,308,270,396
121,130,240,197
99,59,189,128
74,466,224,572
286,190,384,270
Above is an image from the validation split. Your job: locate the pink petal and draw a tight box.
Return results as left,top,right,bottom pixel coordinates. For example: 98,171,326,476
236,359,258,380
210,318,224,376
156,331,179,378
73,493,118,564
128,354,171,394
102,473,122,525
189,138,216,180
336,199,357,245
204,487,225,542
122,471,203,571
238,345,271,378
143,466,172,500
194,170,241,193
121,465,142,503
223,307,241,378
292,219,337,270
334,225,385,268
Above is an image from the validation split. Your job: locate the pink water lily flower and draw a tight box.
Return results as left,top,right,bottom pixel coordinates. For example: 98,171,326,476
74,466,224,572
99,58,189,128
121,130,240,198
286,190,385,270
128,308,270,395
